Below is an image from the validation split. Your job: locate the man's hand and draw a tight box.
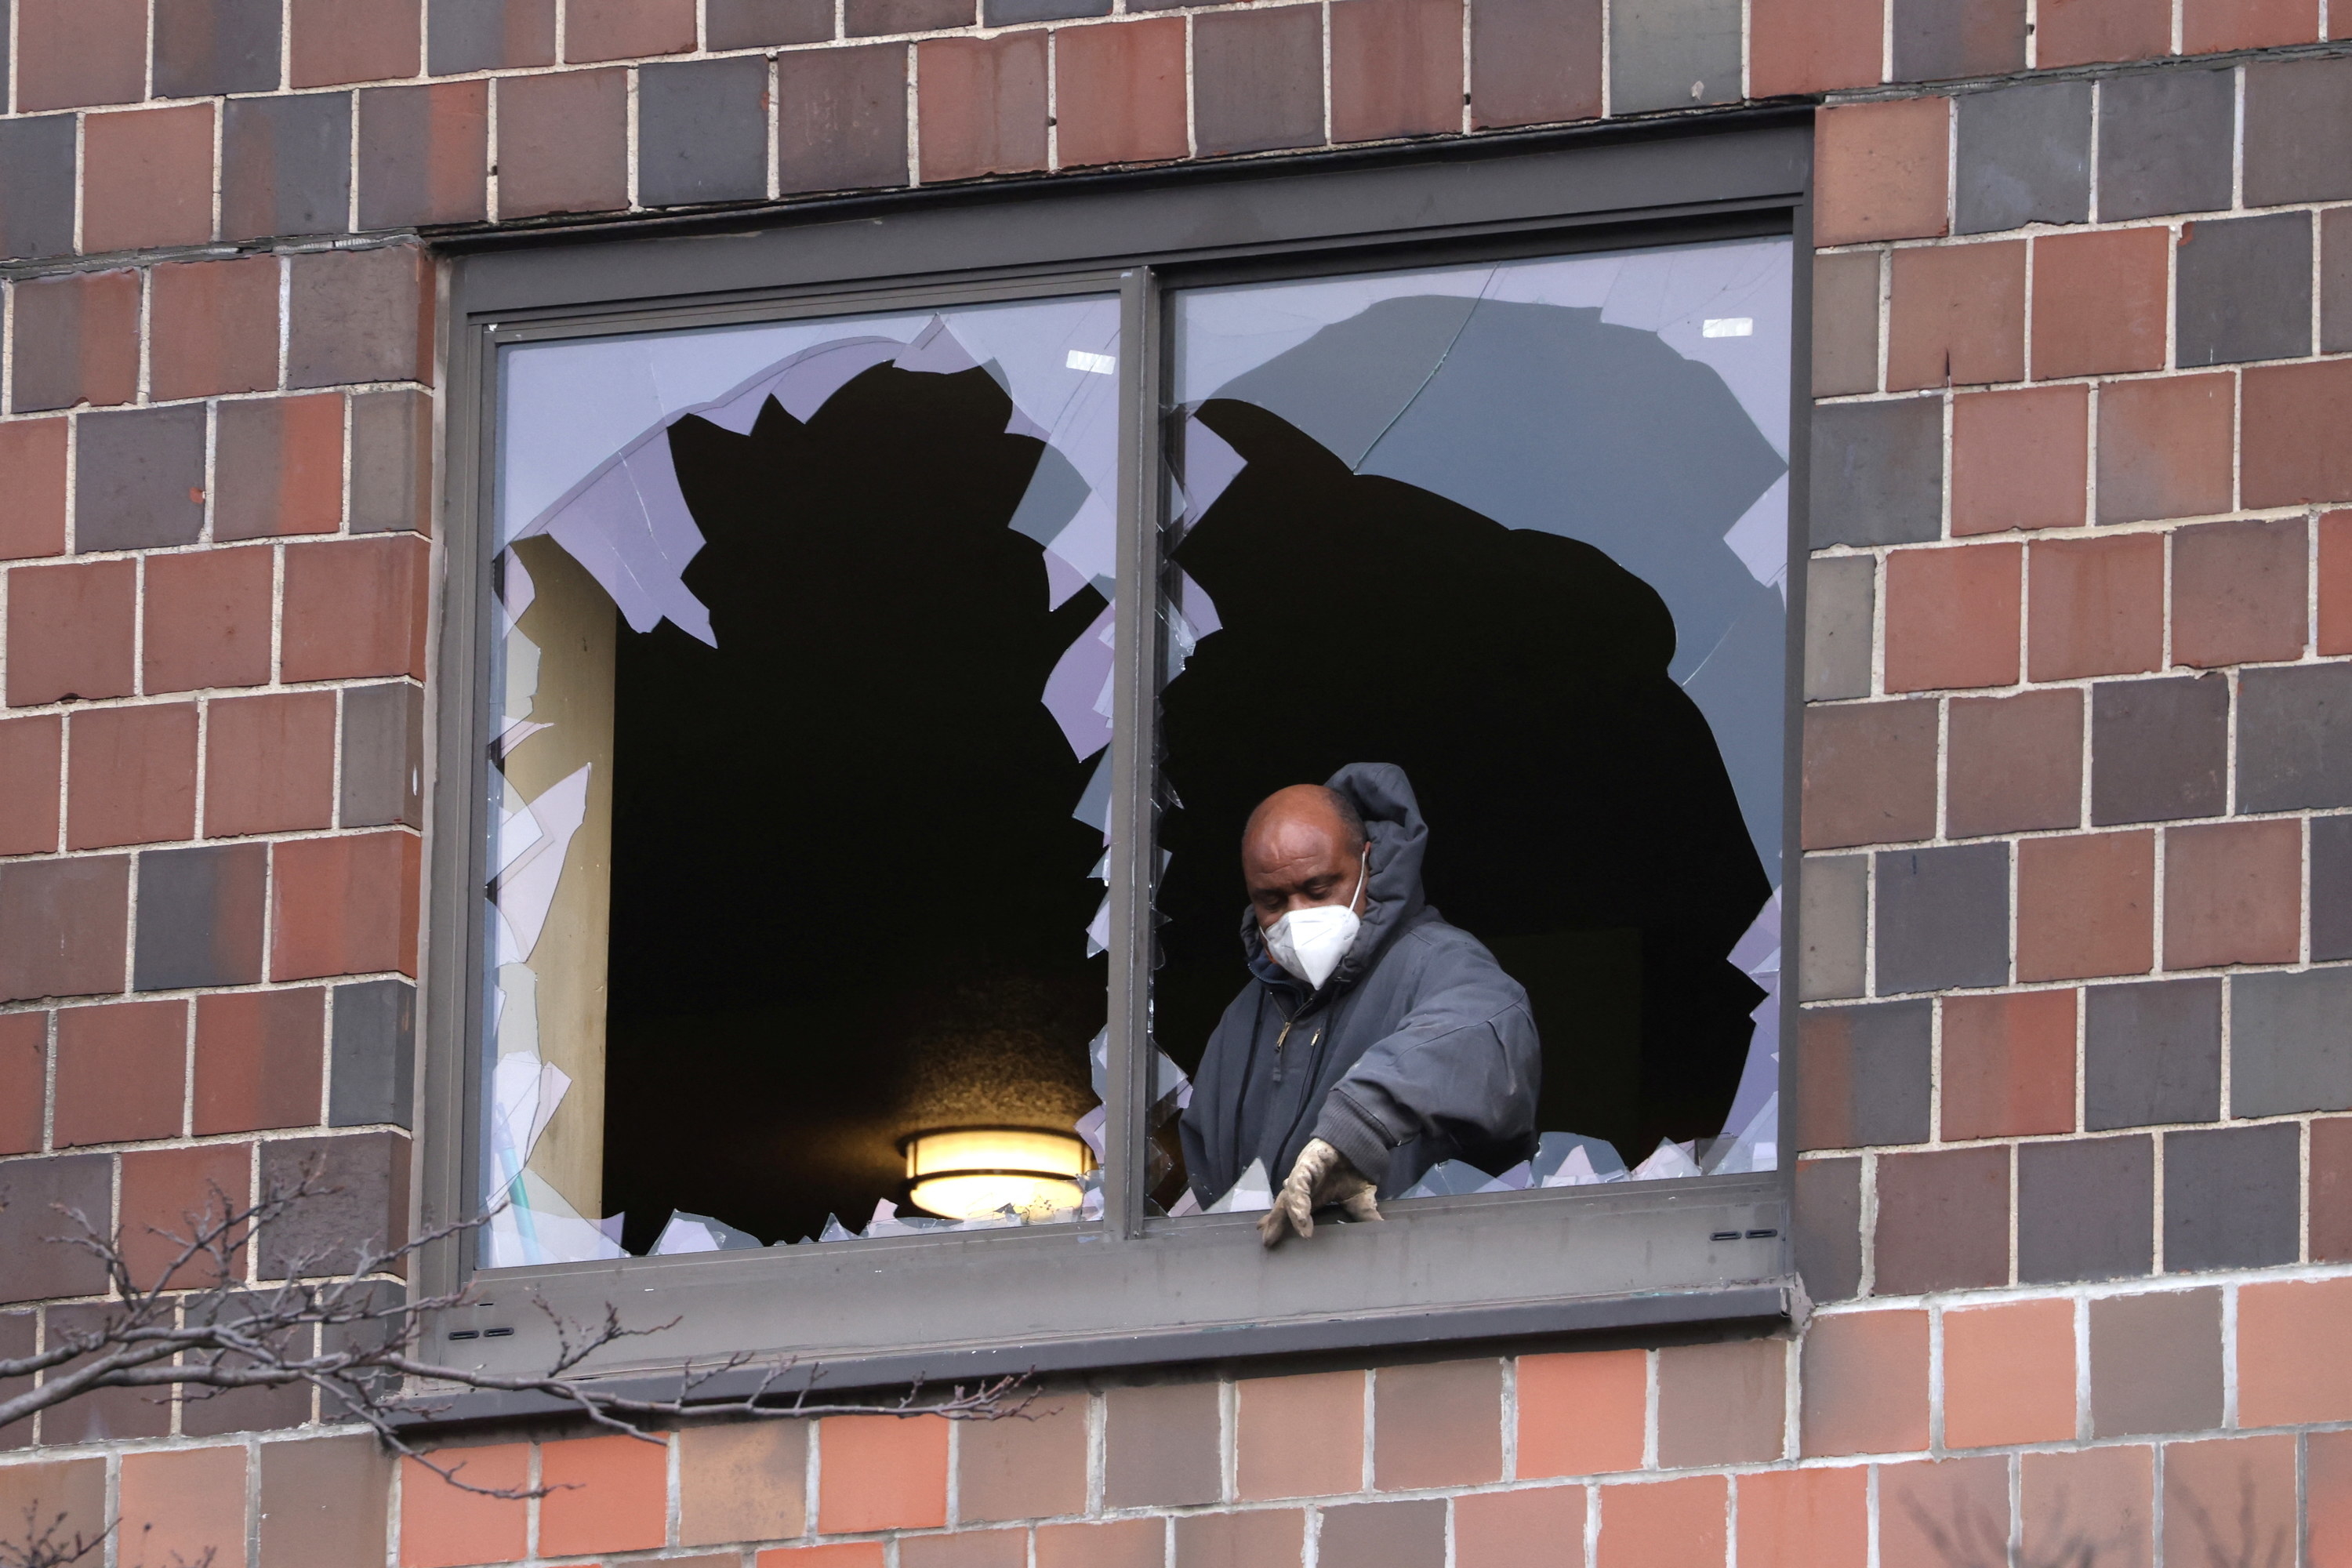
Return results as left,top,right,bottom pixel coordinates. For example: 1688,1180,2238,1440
1259,1138,1381,1246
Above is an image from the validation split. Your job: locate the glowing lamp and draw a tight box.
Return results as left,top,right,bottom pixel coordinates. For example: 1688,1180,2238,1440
902,1127,1091,1221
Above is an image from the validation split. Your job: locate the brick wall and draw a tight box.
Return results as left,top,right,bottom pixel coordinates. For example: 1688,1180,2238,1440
2,0,2351,1564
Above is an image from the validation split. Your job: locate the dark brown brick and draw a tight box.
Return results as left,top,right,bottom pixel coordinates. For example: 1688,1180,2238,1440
2032,228,2169,379
2314,1116,2352,1262
1793,1155,1863,1301
16,0,146,111
847,0,971,31
1801,700,1938,850
1795,1000,1931,1150
2097,66,2234,220
1195,7,1326,158
350,390,434,535
2016,830,2154,982
1874,1145,2010,1294
156,0,285,97
6,558,136,705
271,830,422,980
1657,1341,1784,1465
566,0,696,60
639,56,770,208
1947,689,2082,837
2328,210,2352,354
1806,557,1875,700
0,117,81,265
2017,1134,2152,1283
54,998,186,1144
2228,967,2352,1117
0,855,130,1004
2177,213,2313,368
1470,0,1601,128
0,716,62,855
1331,0,1462,143
2090,675,2228,826
2172,517,2307,668
958,1393,1087,1523
2027,532,2162,681
132,842,267,993
1173,1512,1303,1568
259,1131,412,1276
1951,385,2085,535
2085,976,2221,1129
289,0,422,87
708,0,835,47
1810,251,1879,399
1877,843,2011,993
0,419,70,561
119,1141,252,1287
289,246,434,388
777,45,910,195
223,94,355,242
2039,0,2170,67
216,394,347,541
1941,989,2075,1140
0,1154,113,1301
2314,815,2352,962
2096,374,2234,524
1810,397,1943,547
1317,1500,1444,1568
283,535,430,682
2244,359,2352,510
2089,1289,2221,1436
151,255,284,401
208,692,338,837
2245,56,2352,205
82,106,219,253
2164,818,2301,969
427,0,556,72
1751,0,1880,96
9,271,140,415
495,67,630,219
41,1302,174,1440
0,1014,45,1156
1886,240,2025,391
340,683,425,829
258,1434,394,1568
916,35,1047,183
1055,20,1188,170
1798,1312,1929,1456
1955,80,2090,234
76,405,209,552
1105,1382,1221,1507
1892,0,2024,81
195,987,326,1135
144,546,274,695
1375,1360,1502,1488
2165,1123,2299,1271
328,978,415,1128
2238,662,2352,811
67,702,198,850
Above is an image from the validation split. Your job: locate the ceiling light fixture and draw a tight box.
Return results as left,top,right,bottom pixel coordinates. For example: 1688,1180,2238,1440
902,1127,1091,1221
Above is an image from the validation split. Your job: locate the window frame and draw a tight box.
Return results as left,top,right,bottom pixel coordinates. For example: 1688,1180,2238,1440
418,115,1817,1414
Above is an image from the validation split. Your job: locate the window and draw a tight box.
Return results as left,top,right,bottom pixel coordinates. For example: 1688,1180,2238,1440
423,123,1812,1391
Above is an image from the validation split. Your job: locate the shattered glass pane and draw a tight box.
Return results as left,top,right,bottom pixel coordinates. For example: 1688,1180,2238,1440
1156,240,1790,1210
483,295,1127,1263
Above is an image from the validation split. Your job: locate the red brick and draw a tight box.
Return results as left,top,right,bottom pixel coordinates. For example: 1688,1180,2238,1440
1737,1467,1866,1568
143,547,275,695
497,68,630,219
55,999,187,1145
917,36,1047,183
216,395,347,542
1816,100,1950,247
0,419,70,561
1595,1475,1725,1568
2183,0,2317,50
2033,229,2169,379
2325,511,2352,655
1951,385,2087,535
2016,830,2153,982
1171,1512,1302,1568
758,1548,890,1568
567,0,697,60
1455,1487,1585,1568
1943,1298,2074,1447
82,106,219,253
67,703,200,850
2313,1430,2352,1566
0,1460,107,1559
120,1447,249,1568
818,1414,949,1532
272,831,422,980
0,857,130,1004
1947,689,2082,837
289,0,422,86
0,1011,47,1156
1036,1520,1161,1568
2038,0,2171,64
1373,1359,1502,1489
2161,1437,2296,1568
2235,1276,2352,1424
151,256,285,402
288,247,435,390
957,1391,1086,1522
1802,699,1938,849
1657,1338,1786,1466
1874,1145,2011,1294
6,560,136,706
282,535,432,683
539,1434,667,1557
1884,544,2022,692
2027,532,2163,681
1887,241,2026,391
16,0,146,111
2243,359,2352,509
358,81,492,228
206,692,337,837
677,1419,808,1545
2172,517,2307,668
1879,1457,2010,1568
8,272,140,414
1331,0,1464,143
193,988,325,1135
2020,1446,2152,1568
1054,21,1187,170
399,1447,529,1568
1236,1371,1362,1499
1941,989,2074,1139
1801,1310,1929,1456
0,716,63,855
1468,0,1601,129
2316,1116,2352,1262
2097,374,2234,524
1751,0,1880,95
119,1142,252,1288
2164,818,2300,969
1518,1348,1645,1477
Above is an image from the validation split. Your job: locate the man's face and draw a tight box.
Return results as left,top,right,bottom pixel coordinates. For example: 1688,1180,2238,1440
1241,790,1367,931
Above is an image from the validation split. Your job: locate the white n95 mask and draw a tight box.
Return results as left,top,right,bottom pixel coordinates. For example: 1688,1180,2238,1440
1261,846,1368,990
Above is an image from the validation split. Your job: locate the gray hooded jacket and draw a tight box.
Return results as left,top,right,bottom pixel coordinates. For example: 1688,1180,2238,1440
1178,764,1542,1203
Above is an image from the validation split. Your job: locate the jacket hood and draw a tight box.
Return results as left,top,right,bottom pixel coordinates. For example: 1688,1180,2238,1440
1240,761,1431,993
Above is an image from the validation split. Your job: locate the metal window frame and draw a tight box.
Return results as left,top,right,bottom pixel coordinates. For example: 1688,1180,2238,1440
418,115,1816,1418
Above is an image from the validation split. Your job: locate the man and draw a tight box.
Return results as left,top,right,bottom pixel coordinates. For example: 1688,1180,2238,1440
1180,763,1541,1246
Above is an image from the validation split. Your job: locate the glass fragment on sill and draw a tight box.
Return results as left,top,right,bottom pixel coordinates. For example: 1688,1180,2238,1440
650,1210,767,1254
1204,1158,1272,1214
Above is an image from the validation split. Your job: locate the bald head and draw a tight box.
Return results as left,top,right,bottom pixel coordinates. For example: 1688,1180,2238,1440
1241,786,1369,931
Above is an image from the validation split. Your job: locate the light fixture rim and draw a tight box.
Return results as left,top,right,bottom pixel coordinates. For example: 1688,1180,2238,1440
896,1123,1096,1167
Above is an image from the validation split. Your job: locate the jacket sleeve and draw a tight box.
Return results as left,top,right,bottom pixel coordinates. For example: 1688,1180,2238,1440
1309,936,1541,1183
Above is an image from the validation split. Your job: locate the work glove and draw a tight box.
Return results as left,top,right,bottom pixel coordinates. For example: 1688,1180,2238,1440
1259,1138,1381,1247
